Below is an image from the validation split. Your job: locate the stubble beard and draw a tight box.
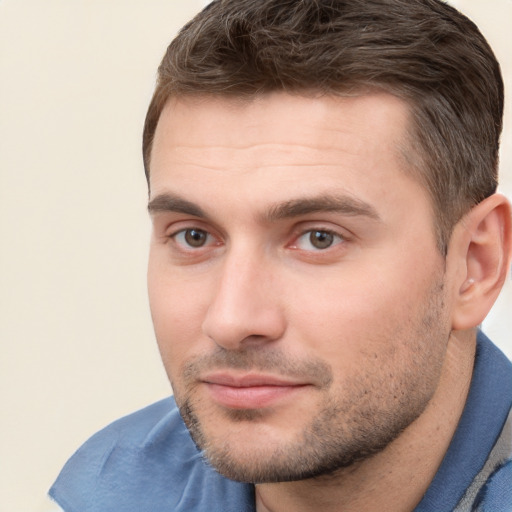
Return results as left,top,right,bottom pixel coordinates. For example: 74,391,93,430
172,279,449,484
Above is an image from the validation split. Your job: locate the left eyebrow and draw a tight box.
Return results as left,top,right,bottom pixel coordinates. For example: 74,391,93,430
265,194,381,222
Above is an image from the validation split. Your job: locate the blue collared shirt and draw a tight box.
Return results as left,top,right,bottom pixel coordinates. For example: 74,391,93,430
50,331,512,511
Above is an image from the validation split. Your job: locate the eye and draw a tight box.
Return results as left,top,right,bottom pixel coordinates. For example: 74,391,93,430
173,228,212,248
294,229,344,250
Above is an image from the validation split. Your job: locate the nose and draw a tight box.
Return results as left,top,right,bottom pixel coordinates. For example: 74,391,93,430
202,251,286,350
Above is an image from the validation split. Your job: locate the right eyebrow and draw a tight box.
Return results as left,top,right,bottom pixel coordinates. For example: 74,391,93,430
147,193,207,218
265,194,381,222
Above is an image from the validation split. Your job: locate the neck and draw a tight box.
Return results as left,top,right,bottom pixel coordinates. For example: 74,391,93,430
255,330,476,512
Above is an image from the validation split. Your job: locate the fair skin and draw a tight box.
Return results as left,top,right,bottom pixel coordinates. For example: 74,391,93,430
147,92,511,511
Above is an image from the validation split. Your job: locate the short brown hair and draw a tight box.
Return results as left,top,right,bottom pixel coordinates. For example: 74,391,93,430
143,0,503,253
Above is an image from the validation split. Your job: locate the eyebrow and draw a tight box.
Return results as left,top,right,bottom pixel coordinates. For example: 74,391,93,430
148,192,380,222
265,195,381,222
148,193,207,218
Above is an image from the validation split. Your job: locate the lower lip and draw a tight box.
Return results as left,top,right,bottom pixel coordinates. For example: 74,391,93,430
205,383,307,409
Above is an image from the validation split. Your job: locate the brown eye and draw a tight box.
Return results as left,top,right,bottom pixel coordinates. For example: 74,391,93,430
309,230,335,249
182,228,208,247
293,229,344,251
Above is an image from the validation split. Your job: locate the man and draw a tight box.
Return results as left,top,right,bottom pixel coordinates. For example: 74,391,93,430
50,0,512,510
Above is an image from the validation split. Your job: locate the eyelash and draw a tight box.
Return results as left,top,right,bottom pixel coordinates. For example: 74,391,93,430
290,228,345,251
168,226,347,253
170,227,218,250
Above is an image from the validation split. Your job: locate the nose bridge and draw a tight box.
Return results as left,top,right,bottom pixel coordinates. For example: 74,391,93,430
202,242,285,349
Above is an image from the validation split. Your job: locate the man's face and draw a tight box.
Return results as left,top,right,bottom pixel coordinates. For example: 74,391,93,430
147,92,452,482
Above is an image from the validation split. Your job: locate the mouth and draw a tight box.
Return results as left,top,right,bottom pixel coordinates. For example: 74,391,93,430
201,372,310,410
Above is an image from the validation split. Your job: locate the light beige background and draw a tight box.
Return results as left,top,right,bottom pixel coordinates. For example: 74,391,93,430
1,1,511,511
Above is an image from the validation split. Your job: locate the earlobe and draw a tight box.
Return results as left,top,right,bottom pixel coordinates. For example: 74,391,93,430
450,194,512,331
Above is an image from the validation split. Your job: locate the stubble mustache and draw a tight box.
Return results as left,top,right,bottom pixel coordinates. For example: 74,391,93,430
179,346,334,390
173,346,335,460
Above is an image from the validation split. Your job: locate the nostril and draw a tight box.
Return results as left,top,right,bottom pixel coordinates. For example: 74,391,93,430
202,304,286,351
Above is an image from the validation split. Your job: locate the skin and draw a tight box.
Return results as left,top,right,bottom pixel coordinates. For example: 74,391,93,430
147,92,508,511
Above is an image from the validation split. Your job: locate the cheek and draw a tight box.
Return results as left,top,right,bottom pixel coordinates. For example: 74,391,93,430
291,295,395,369
288,260,436,365
148,262,211,372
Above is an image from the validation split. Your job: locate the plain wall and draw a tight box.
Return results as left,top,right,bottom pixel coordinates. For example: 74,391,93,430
1,1,511,510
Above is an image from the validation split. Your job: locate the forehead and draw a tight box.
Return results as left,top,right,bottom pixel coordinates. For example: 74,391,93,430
148,92,431,228
151,92,411,173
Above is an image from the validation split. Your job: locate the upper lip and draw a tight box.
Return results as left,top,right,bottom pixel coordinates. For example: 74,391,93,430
201,372,307,388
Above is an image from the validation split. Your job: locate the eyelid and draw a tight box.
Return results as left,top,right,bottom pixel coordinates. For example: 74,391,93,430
164,218,215,238
291,220,351,239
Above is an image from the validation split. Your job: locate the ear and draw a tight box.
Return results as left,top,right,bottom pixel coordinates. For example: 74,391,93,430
450,194,512,330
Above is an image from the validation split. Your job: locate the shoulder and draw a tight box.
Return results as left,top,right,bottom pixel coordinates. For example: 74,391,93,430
473,459,512,511
49,397,254,512
52,397,190,476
